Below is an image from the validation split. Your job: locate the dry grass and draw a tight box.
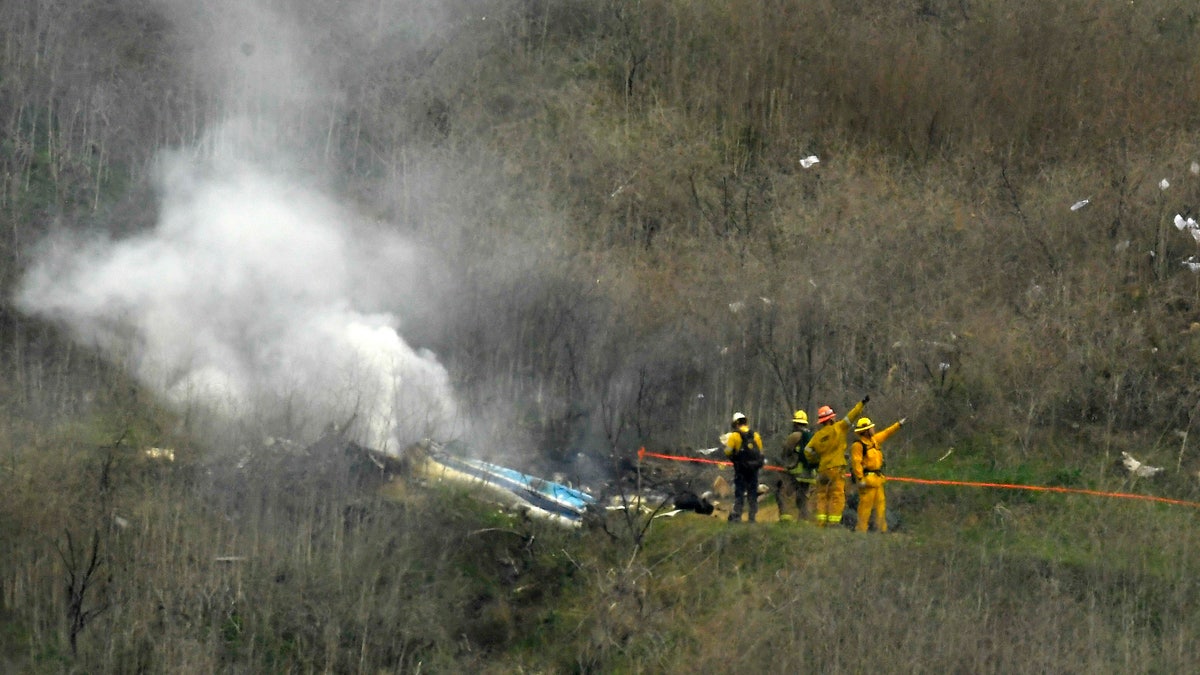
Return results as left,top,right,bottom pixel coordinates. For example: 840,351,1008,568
4,400,1200,673
4,1,1200,670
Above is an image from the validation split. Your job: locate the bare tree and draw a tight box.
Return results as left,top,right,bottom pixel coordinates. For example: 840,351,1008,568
56,528,109,657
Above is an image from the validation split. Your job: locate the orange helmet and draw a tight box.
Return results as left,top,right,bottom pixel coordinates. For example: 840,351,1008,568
817,405,835,424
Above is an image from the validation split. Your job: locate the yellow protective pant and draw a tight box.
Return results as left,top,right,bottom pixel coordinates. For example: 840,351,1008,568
814,466,846,527
856,473,887,532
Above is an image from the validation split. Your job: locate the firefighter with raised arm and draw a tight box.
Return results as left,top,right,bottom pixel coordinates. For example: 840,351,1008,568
851,415,906,532
723,412,765,523
804,395,868,527
775,409,816,522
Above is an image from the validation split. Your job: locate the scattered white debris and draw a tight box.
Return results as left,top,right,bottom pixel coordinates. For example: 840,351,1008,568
938,362,951,372
936,448,954,462
759,297,772,305
1192,161,1200,175
1184,256,1200,273
799,155,820,168
1070,198,1090,211
728,301,745,313
113,514,130,529
1121,451,1164,478
1173,215,1200,243
697,447,720,456
1160,178,1171,190
1114,240,1130,253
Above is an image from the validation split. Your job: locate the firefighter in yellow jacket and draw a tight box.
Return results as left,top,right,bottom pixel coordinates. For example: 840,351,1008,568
776,410,816,522
850,415,905,532
803,395,868,527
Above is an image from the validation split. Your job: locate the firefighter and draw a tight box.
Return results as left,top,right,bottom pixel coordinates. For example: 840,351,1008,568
776,409,816,522
851,415,906,532
723,412,765,523
804,395,869,527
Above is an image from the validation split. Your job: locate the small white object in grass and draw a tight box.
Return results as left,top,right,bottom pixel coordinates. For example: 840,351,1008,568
1121,451,1164,478
1160,178,1171,190
1184,257,1200,272
799,155,820,168
1114,240,1130,253
1070,198,1090,211
1192,161,1200,175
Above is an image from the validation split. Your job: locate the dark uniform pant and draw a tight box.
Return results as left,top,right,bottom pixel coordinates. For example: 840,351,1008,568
776,472,812,520
729,467,760,522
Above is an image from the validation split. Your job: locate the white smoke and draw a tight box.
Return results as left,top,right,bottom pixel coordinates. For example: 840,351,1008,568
16,144,458,453
14,0,471,452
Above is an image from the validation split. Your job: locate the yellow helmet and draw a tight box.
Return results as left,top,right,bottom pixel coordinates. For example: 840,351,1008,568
854,417,875,433
792,410,808,425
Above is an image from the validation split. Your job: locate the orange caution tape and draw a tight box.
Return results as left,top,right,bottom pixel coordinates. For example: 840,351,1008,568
637,447,1200,509
638,447,786,472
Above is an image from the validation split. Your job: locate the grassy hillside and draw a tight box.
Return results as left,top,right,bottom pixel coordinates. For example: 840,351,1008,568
4,412,1198,672
4,0,1200,453
3,0,1200,671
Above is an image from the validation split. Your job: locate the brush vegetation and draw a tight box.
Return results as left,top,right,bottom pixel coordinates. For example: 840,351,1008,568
3,0,1200,672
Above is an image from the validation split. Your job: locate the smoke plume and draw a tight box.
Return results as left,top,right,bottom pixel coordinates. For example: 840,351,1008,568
17,143,457,452
14,1,472,452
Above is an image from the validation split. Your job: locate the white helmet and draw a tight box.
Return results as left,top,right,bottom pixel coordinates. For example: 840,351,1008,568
732,412,748,424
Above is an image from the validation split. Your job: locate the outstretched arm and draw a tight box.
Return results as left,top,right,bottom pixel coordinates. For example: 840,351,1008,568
875,419,904,444
841,396,867,425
